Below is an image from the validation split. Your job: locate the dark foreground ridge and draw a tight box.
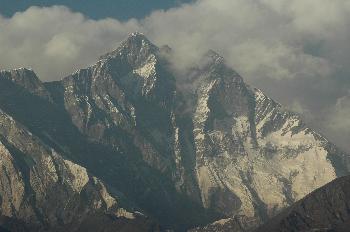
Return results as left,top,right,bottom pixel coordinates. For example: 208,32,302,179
255,175,350,232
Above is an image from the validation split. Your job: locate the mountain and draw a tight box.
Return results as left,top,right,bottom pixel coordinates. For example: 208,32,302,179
0,104,158,231
0,32,349,231
255,175,350,232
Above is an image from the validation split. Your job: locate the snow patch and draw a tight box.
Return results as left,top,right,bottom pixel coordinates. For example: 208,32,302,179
133,54,156,78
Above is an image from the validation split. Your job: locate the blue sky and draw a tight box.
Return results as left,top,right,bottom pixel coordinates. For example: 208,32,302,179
0,0,192,20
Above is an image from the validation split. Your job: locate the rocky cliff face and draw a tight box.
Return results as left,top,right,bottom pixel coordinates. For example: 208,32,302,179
0,32,349,231
0,69,158,232
188,50,350,222
0,109,157,232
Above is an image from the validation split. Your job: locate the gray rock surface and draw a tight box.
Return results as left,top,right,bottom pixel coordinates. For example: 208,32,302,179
0,109,158,231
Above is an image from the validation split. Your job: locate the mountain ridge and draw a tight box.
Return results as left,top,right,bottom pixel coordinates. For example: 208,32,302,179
0,32,349,231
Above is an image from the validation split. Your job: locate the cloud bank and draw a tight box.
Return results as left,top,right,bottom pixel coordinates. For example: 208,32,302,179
0,6,139,79
0,0,349,151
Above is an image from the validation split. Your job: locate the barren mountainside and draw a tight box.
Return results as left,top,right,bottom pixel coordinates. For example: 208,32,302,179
0,105,158,232
0,33,349,231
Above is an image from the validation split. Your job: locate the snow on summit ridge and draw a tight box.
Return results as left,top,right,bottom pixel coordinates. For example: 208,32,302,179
99,32,157,61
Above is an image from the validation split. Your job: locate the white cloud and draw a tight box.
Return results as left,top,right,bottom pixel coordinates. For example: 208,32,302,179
320,93,350,152
1,1,348,83
142,0,343,82
0,1,350,150
0,6,140,79
328,94,350,129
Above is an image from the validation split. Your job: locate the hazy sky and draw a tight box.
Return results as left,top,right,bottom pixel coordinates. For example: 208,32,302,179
0,0,349,152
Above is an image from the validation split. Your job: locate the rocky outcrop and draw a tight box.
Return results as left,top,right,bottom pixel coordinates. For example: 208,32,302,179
189,215,260,232
0,68,52,101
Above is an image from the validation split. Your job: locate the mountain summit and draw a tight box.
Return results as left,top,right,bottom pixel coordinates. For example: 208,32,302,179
0,33,349,231
100,32,158,62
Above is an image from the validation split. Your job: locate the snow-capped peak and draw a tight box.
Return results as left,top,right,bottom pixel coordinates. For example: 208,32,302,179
99,32,158,61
